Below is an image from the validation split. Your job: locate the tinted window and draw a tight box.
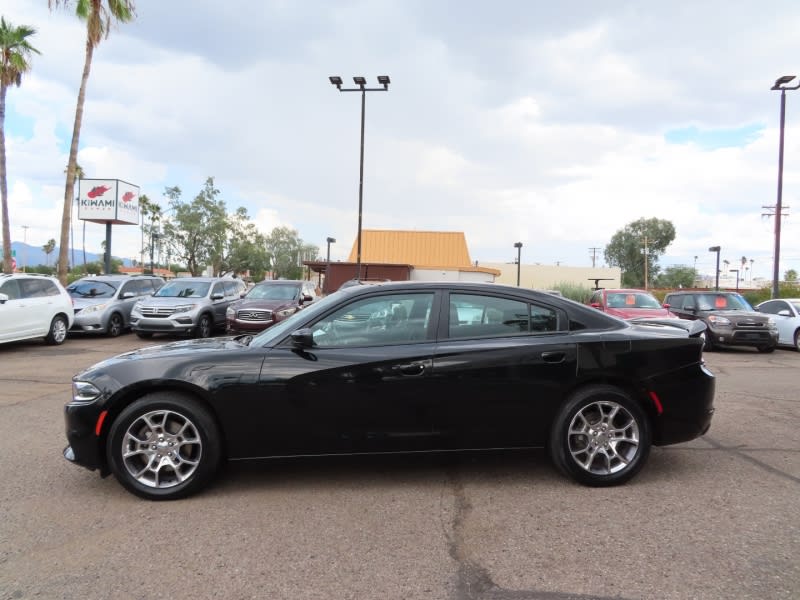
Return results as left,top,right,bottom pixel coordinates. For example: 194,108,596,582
449,294,541,339
757,301,786,315
211,283,225,297
20,278,59,298
310,293,434,347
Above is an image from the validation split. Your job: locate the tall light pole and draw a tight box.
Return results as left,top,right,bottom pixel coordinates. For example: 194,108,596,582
329,75,390,281
513,242,523,286
770,75,799,298
730,268,740,292
708,246,721,291
325,236,336,293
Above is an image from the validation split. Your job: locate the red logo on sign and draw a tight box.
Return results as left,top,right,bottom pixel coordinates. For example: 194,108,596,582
87,185,112,198
122,191,136,202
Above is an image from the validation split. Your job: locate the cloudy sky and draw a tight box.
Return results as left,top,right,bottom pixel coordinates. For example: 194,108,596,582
3,0,800,280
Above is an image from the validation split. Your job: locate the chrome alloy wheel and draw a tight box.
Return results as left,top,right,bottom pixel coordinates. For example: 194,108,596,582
567,400,640,475
121,409,202,489
52,318,68,343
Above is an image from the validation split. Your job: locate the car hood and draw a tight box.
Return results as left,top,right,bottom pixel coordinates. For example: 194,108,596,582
71,296,113,309
140,295,207,307
232,298,295,311
607,307,675,320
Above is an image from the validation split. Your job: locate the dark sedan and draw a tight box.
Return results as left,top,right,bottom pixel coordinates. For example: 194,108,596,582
64,282,715,500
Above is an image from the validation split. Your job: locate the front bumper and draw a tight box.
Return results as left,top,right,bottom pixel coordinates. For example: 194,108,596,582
709,327,778,348
131,315,197,334
64,401,108,475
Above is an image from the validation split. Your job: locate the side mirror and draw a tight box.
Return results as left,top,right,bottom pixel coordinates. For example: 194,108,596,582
210,293,224,300
0,292,8,304
120,291,135,299
662,303,670,309
590,302,602,309
300,294,313,305
777,309,792,317
290,328,314,348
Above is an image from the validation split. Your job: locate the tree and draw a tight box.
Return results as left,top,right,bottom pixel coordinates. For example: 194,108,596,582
42,238,56,266
0,17,40,274
221,207,270,278
655,265,696,289
604,218,676,287
49,0,136,285
139,193,162,272
785,269,798,283
264,226,319,280
161,178,228,276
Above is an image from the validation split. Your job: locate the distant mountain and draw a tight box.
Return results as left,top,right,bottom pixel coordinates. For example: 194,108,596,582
7,242,132,269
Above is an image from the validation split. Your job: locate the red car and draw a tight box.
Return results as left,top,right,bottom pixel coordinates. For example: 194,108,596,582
588,288,675,320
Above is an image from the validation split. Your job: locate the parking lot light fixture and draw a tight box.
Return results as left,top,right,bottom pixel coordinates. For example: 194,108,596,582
730,268,740,292
325,237,336,293
513,242,523,286
770,75,799,298
708,246,721,291
328,75,390,281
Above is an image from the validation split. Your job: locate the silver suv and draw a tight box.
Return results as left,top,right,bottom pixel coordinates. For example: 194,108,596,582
67,275,164,337
0,273,74,345
130,277,246,338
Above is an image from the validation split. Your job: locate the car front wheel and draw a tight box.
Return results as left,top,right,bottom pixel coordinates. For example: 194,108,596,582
106,392,221,500
107,313,124,337
194,314,212,338
549,385,651,487
45,315,68,345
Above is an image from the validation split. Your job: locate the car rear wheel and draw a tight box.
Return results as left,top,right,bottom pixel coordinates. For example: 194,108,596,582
107,313,124,337
106,392,221,500
45,315,68,345
549,385,651,487
194,314,212,338
794,330,800,352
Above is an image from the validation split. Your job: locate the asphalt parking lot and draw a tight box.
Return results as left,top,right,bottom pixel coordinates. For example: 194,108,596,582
0,334,798,600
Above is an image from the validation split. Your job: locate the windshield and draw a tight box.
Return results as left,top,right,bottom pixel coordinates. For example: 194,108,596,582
67,280,117,298
251,291,344,346
696,293,753,311
246,284,300,301
154,281,211,298
607,292,662,309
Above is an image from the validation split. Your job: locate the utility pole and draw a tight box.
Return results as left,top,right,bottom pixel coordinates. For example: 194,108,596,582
22,225,29,272
642,236,649,290
588,247,600,267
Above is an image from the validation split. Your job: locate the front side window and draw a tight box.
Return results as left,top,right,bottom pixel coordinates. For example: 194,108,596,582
757,301,785,315
67,280,117,299
310,293,434,347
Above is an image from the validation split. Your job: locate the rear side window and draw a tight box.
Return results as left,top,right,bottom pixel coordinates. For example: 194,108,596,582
20,278,59,298
447,293,558,339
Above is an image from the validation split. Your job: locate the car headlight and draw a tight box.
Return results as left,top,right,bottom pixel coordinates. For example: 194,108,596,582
767,318,777,330
173,303,197,314
226,306,235,318
72,381,102,404
81,302,107,315
132,301,143,312
276,308,295,318
707,315,731,326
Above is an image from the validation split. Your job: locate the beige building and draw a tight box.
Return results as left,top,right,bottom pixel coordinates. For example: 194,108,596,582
481,262,621,290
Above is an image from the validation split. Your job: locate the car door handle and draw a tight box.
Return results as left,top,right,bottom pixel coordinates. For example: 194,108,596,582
397,362,426,376
541,351,566,364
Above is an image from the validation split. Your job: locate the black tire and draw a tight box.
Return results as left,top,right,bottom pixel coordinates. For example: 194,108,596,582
45,315,68,345
106,392,221,500
107,313,124,337
700,330,715,351
549,385,651,487
194,314,212,339
794,330,800,352
757,345,776,353
135,331,154,339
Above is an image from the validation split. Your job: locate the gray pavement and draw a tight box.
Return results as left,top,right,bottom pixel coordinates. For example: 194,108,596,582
0,334,797,599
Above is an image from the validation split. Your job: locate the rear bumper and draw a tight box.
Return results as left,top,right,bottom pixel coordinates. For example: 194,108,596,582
649,363,716,446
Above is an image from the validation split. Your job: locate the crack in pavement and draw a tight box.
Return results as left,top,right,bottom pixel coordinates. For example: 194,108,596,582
702,435,800,484
443,466,637,600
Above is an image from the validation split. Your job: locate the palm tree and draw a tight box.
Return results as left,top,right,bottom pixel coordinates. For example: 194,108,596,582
49,0,136,285
43,238,56,266
0,17,40,274
64,161,85,272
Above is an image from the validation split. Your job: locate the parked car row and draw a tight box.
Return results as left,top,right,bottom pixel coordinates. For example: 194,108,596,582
0,273,321,347
588,287,799,353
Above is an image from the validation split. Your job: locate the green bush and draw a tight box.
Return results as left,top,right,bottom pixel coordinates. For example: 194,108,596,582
553,282,593,304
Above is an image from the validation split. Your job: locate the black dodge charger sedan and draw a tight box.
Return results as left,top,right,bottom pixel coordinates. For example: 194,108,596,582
64,281,715,500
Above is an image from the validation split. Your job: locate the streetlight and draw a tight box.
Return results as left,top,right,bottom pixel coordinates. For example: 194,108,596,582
770,74,799,298
513,242,523,286
325,236,336,293
708,246,721,291
329,75,390,281
729,268,740,292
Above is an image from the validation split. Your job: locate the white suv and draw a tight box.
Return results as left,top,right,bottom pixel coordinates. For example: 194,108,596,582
0,273,75,345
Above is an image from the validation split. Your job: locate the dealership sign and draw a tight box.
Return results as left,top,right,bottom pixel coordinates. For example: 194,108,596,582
77,179,140,225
